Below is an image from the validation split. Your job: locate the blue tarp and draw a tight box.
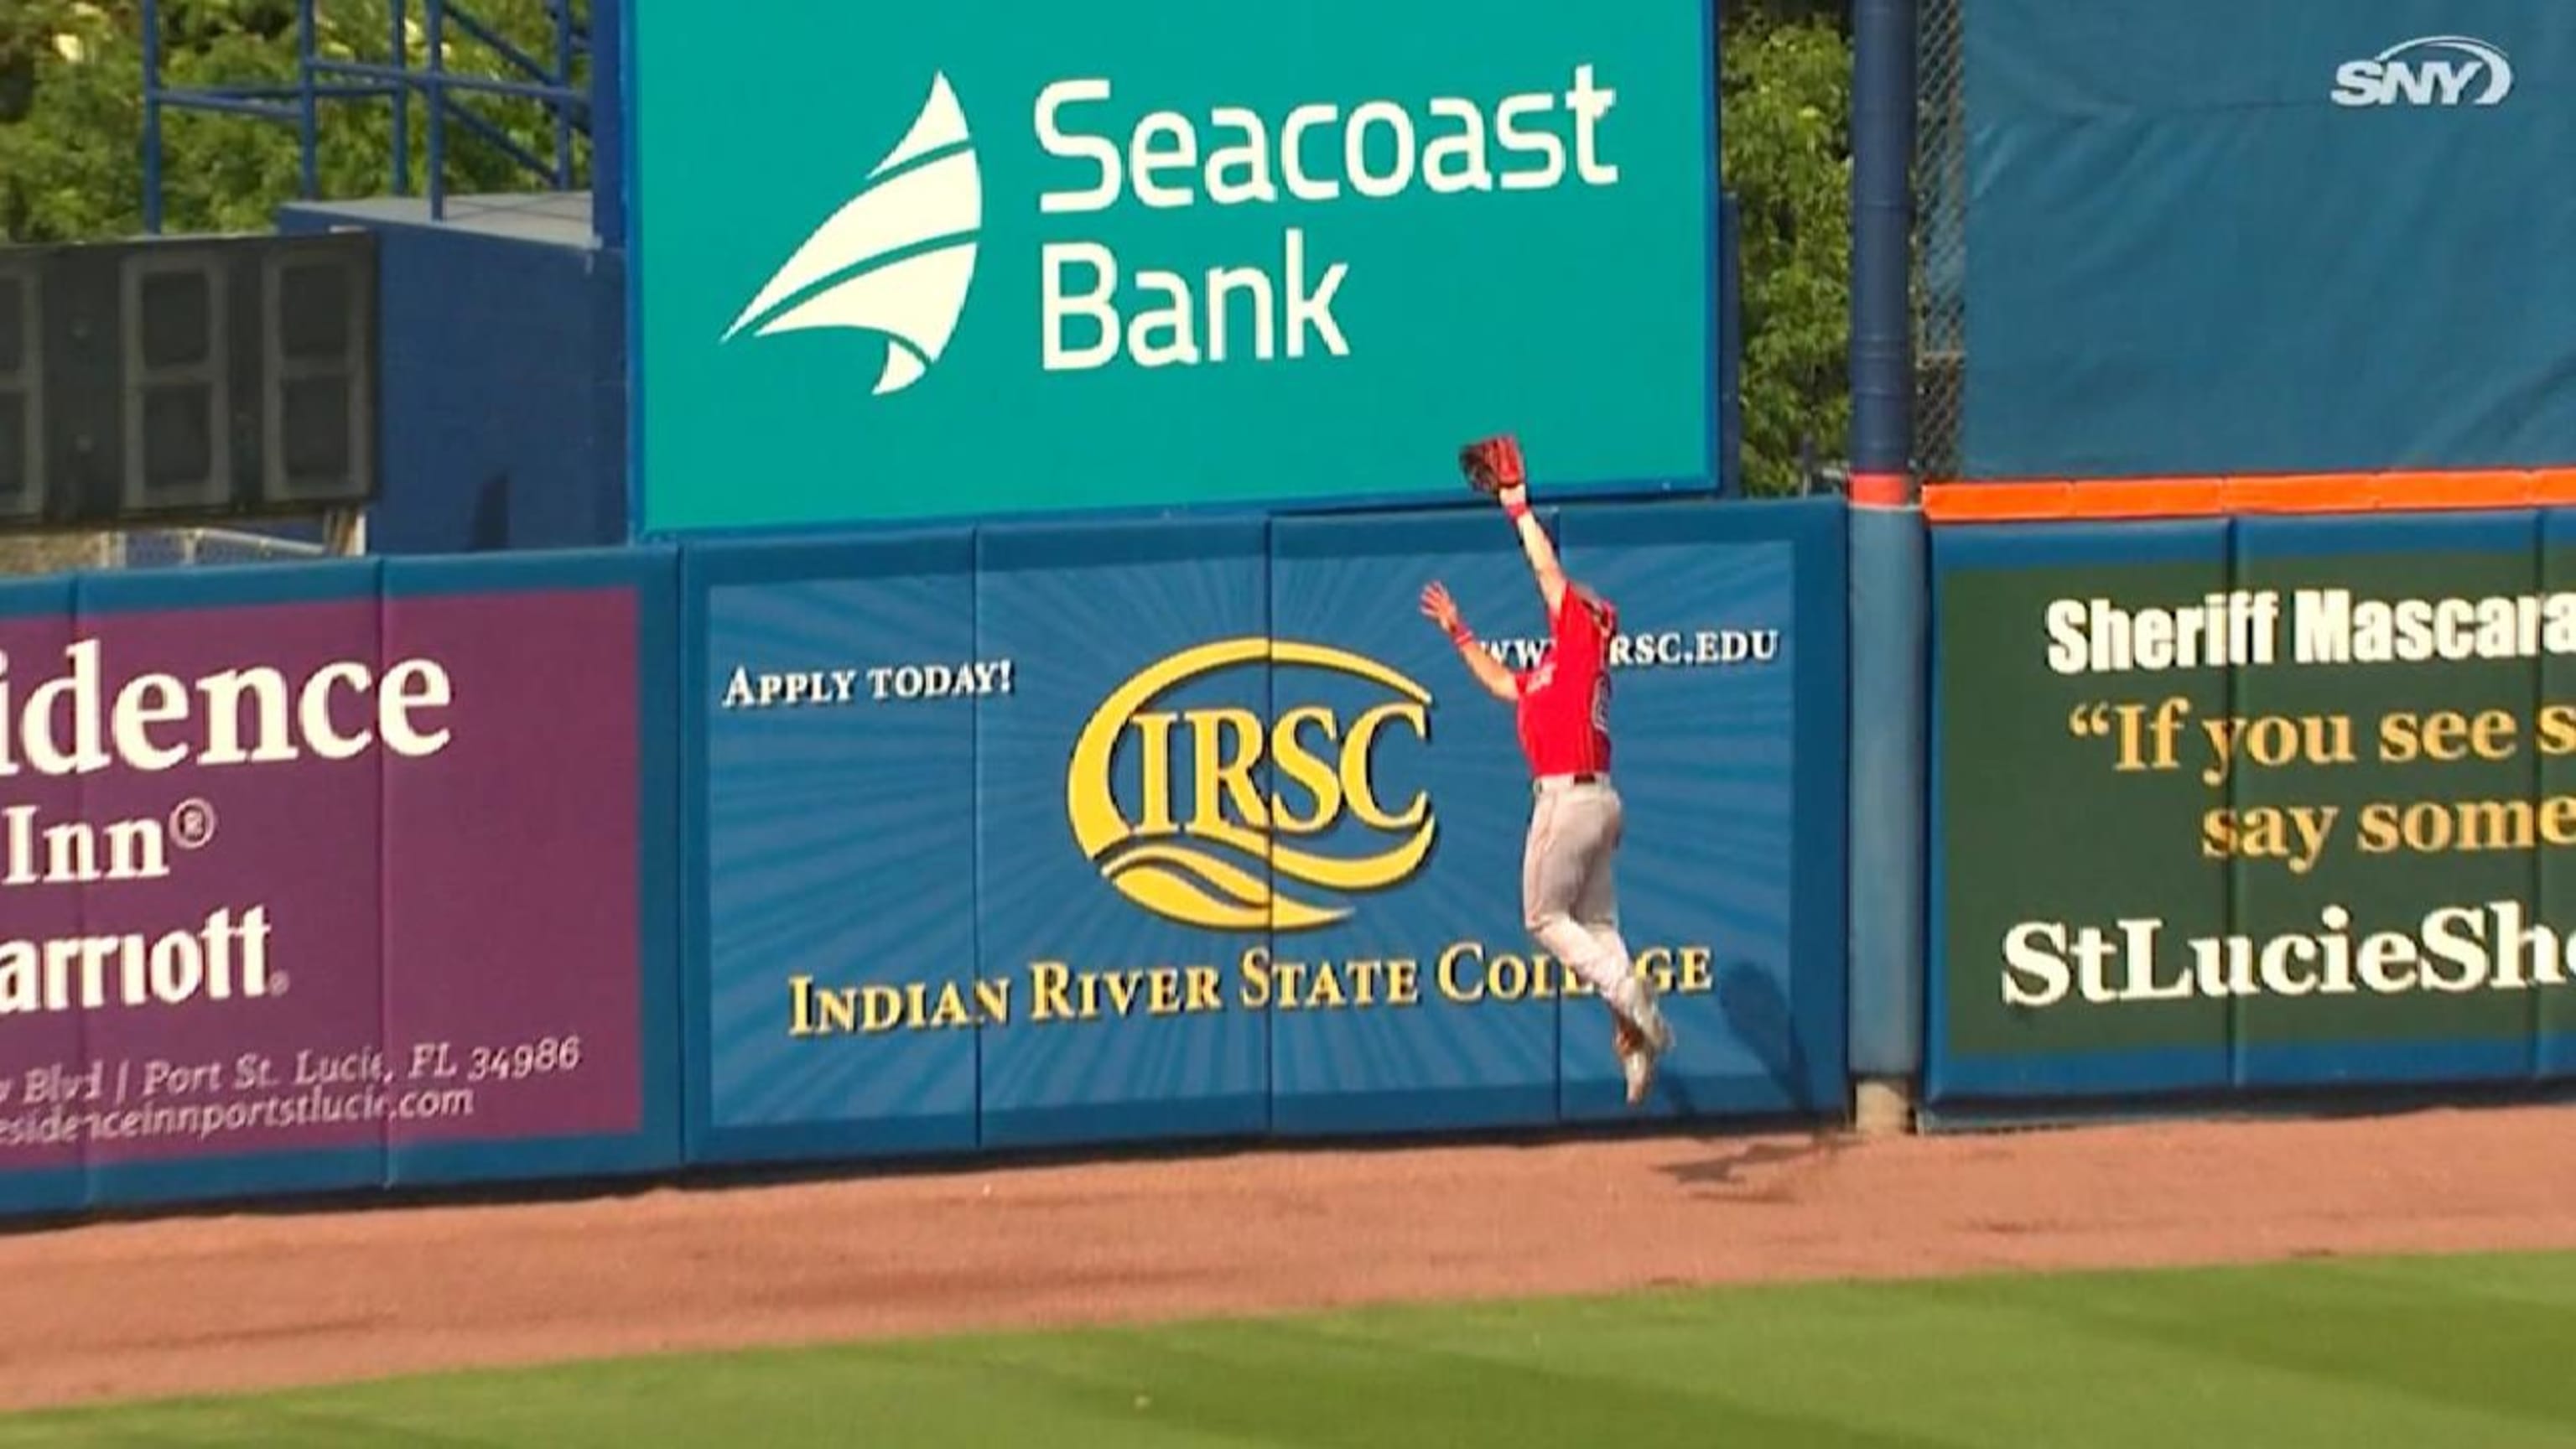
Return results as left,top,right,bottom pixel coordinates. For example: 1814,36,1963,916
1961,0,2576,480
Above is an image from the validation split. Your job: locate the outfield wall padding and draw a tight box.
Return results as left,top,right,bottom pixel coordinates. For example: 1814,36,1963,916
31,491,2576,1216
0,552,681,1217
0,497,1851,1220
1846,503,1926,1080
678,499,1853,1164
682,532,983,1167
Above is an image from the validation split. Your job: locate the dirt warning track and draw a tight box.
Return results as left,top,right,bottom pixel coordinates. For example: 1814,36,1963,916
3,1103,2573,1413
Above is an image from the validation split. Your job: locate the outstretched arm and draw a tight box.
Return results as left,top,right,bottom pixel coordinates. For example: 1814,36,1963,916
1495,482,1567,618
1419,582,1518,703
1468,438,1567,617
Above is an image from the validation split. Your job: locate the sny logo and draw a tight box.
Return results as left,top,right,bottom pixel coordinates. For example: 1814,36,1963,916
2330,35,2513,108
721,73,981,394
1067,640,1434,932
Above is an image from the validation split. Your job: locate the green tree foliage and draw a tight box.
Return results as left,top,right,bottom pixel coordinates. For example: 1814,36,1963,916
0,0,585,242
1720,10,1852,496
2,2,1850,497
1723,0,1851,32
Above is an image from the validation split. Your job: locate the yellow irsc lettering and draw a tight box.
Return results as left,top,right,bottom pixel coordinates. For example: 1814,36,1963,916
1030,961,1082,1022
1438,941,1487,1003
1386,958,1421,1005
1239,947,1275,1009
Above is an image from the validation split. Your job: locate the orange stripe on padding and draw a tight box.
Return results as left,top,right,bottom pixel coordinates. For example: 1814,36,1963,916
1922,481,2074,520
2374,470,2530,510
2063,478,2225,519
1925,467,2576,523
2223,474,2376,512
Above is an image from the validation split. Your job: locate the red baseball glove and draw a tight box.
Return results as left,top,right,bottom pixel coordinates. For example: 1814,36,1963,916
1457,434,1527,497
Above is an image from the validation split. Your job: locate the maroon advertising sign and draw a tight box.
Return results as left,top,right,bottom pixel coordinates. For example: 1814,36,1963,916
0,578,646,1202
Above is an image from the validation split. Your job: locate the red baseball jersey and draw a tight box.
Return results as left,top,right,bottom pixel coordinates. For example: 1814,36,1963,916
1514,589,1612,776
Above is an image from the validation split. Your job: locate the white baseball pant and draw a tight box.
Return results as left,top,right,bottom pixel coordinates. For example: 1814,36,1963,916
1520,775,1659,1028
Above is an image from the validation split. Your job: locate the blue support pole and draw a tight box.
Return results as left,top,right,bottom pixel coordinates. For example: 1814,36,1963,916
1844,0,1928,1128
427,0,450,220
312,59,582,106
296,0,322,201
439,99,558,180
1850,0,1919,499
551,0,575,186
391,0,413,195
446,3,558,86
592,0,625,247
141,0,166,233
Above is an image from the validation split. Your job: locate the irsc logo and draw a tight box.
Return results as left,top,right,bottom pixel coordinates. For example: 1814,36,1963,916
722,73,981,394
1067,639,1434,932
2330,35,2514,107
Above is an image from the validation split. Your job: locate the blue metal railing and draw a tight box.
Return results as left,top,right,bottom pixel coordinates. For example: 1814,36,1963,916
140,0,591,235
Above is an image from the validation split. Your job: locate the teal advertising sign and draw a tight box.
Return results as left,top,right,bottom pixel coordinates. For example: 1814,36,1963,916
630,1,1720,534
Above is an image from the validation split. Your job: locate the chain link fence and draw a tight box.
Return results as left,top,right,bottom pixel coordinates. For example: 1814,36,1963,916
1913,0,1967,484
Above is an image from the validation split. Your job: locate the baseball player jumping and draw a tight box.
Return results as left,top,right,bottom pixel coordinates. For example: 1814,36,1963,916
1418,434,1675,1106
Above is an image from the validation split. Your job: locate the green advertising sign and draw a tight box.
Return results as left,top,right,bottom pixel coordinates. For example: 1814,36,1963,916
630,1,1720,534
1933,515,2576,1103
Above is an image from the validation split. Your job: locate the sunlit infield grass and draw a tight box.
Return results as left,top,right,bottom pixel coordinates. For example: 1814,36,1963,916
8,1250,2576,1446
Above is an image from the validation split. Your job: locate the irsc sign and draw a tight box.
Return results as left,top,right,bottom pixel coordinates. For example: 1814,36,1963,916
2330,35,2515,107
1067,639,1434,932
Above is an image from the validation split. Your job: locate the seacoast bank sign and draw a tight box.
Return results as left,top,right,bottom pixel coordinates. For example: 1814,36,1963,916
633,0,1721,530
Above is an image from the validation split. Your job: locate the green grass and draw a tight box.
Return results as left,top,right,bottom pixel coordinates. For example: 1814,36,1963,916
13,1251,2576,1447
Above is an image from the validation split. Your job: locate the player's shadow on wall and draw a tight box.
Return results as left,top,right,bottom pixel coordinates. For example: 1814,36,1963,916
1652,963,1844,1197
1633,959,1812,1124
470,471,512,550
1715,958,1809,1103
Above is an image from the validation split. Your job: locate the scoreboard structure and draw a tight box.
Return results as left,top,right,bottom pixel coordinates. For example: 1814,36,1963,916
0,232,377,533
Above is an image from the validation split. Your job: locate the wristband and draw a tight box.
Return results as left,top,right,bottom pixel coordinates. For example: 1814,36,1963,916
1445,620,1474,647
1503,498,1530,523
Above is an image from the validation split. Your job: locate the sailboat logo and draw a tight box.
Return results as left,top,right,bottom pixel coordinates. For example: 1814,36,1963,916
720,73,981,395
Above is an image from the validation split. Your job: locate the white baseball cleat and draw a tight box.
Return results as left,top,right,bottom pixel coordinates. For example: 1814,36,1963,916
1621,978,1675,1056
1612,1000,1674,1108
1622,1046,1656,1106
